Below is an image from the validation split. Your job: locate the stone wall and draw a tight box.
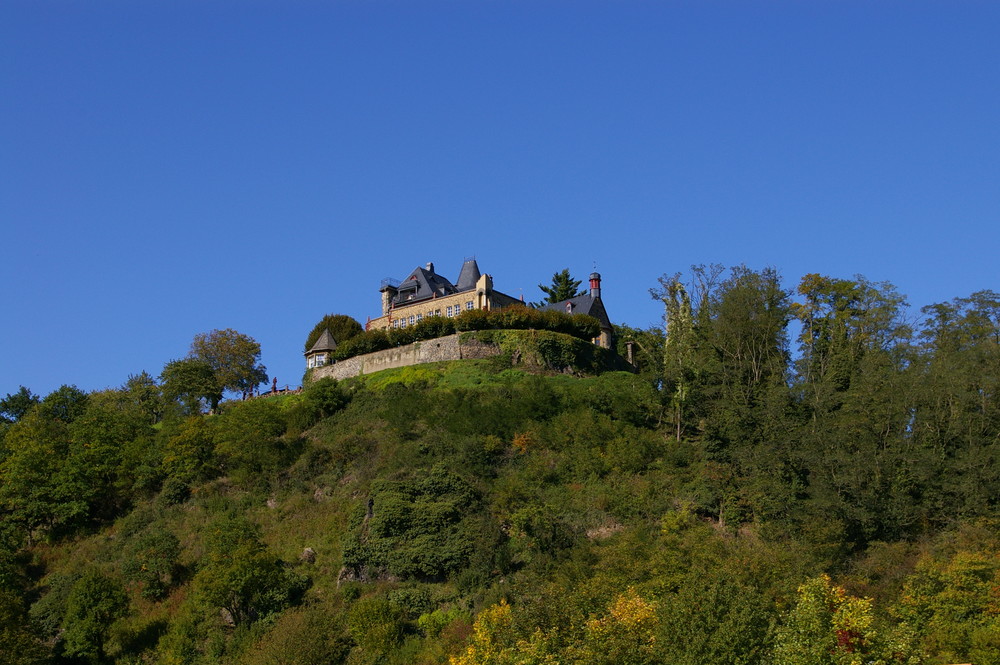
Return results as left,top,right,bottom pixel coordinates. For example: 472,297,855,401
310,333,501,381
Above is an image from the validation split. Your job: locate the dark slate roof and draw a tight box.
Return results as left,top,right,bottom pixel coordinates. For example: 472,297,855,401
305,329,338,355
392,266,458,306
540,294,612,329
455,258,482,291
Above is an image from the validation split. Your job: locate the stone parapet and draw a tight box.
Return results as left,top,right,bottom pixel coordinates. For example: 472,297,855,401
309,333,501,381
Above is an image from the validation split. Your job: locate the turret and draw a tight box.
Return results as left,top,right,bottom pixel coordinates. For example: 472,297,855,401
380,278,400,316
589,272,602,299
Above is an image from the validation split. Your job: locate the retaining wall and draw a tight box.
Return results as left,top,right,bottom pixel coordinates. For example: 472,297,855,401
309,333,501,381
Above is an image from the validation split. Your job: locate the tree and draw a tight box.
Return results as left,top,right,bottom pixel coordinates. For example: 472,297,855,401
194,516,305,626
304,314,363,353
213,398,289,487
160,357,221,414
37,385,89,423
0,589,50,665
532,268,585,307
160,415,217,484
0,387,39,424
60,570,129,663
652,274,699,440
773,574,921,665
0,411,89,543
189,328,268,399
122,525,180,600
66,389,157,518
122,371,163,424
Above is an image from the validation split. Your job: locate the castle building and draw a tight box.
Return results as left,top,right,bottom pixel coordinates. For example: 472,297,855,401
365,259,614,350
539,272,613,349
366,258,522,331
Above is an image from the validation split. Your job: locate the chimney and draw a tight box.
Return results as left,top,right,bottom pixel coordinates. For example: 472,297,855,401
426,262,434,272
589,272,601,299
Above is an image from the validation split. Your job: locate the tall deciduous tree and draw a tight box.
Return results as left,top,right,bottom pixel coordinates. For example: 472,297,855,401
195,516,304,626
37,385,89,423
652,274,698,440
160,358,221,414
189,329,268,398
0,411,89,543
0,387,39,424
122,371,163,424
532,269,585,307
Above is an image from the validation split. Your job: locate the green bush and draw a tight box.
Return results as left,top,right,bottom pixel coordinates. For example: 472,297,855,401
331,329,391,361
454,308,491,331
286,378,351,433
346,595,405,659
342,465,483,581
121,525,180,600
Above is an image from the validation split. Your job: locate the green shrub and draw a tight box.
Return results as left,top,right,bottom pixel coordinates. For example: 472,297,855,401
29,571,81,638
156,476,191,507
342,465,483,581
121,525,180,600
286,378,351,433
454,308,491,331
331,330,391,361
236,603,351,665
346,594,405,658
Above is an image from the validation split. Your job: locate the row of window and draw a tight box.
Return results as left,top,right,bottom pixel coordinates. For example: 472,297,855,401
307,353,328,369
391,301,475,328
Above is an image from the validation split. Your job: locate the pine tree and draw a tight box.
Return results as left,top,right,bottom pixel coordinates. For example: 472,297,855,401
532,269,585,307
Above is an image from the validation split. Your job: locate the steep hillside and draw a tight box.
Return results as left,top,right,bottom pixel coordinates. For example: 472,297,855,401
4,273,1000,664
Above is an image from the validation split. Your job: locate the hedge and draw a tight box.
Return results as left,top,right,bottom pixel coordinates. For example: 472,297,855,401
329,305,601,364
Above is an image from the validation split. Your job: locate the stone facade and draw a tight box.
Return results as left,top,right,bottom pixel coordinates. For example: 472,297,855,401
310,333,502,381
368,273,521,332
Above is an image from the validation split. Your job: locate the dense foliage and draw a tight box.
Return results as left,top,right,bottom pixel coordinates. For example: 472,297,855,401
1,266,1000,664
304,314,365,353
327,305,602,364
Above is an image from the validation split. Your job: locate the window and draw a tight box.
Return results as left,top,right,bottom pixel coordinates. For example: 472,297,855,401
446,305,453,317
409,315,415,325
417,313,423,322
393,320,399,328
435,309,441,316
466,301,474,310
315,354,326,367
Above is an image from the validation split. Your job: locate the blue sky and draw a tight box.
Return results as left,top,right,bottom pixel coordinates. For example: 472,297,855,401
2,1,998,399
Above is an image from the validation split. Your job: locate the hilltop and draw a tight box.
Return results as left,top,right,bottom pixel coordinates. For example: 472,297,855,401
2,267,1000,664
